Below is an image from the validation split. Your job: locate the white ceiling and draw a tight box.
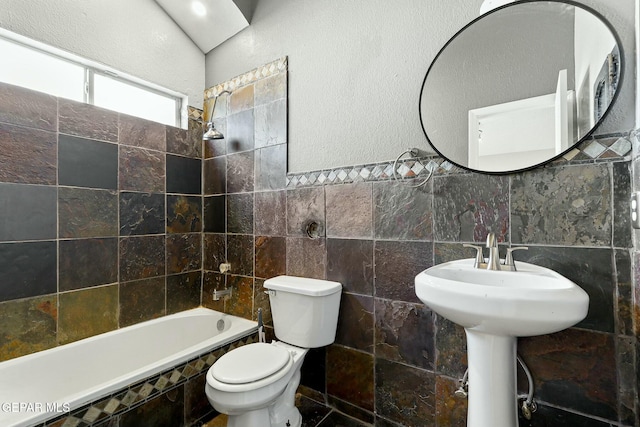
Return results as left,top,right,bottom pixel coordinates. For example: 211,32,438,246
154,0,251,54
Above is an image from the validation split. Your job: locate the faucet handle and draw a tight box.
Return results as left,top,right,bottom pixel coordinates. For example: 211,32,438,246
463,244,486,269
504,247,528,271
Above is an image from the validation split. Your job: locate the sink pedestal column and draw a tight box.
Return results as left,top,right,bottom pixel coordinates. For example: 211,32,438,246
465,330,518,427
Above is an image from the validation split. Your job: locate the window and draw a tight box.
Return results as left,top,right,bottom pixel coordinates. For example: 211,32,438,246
93,74,180,126
0,30,186,128
0,37,85,102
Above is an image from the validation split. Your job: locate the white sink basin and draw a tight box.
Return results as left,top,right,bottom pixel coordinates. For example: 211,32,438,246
415,257,589,427
415,258,589,337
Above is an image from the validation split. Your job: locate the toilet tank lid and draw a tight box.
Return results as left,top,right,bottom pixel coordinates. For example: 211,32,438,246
264,275,342,296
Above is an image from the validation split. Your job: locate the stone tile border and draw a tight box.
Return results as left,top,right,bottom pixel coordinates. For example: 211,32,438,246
286,133,633,188
204,57,288,101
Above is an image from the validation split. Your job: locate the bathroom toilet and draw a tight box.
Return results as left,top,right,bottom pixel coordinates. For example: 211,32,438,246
205,275,342,427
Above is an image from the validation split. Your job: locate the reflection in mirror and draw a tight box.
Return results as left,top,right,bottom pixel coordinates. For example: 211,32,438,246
419,0,622,174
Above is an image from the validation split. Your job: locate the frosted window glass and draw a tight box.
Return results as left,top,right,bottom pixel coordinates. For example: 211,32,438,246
0,38,85,102
94,74,177,126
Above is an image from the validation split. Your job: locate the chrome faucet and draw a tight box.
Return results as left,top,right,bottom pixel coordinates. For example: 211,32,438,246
463,232,528,271
486,233,501,271
213,288,232,301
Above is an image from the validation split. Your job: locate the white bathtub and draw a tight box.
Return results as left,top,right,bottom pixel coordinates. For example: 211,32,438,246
0,307,257,427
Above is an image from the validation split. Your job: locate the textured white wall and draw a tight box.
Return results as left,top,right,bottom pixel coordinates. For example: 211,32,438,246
206,0,636,173
0,0,205,108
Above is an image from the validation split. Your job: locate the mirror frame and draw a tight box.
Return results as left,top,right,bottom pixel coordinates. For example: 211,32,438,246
418,0,624,175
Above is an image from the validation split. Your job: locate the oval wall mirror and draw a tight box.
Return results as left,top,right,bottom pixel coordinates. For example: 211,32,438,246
419,0,623,174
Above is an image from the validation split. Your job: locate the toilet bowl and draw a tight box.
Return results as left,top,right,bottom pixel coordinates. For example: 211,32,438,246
205,341,307,427
205,275,342,427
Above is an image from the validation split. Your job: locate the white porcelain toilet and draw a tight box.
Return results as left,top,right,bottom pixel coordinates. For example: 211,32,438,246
205,275,342,427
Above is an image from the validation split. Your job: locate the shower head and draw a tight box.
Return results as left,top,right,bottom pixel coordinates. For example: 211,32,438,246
202,89,232,141
203,121,224,140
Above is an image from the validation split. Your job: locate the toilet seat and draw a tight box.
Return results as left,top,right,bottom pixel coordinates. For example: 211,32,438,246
211,343,292,386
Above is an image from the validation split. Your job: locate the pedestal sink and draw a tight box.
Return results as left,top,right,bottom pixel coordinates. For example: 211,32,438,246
415,258,589,427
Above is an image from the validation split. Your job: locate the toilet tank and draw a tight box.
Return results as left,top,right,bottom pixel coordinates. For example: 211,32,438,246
264,276,342,348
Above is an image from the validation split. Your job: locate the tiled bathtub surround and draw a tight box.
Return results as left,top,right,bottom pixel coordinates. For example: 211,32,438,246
0,81,204,361
203,61,638,426
39,333,259,427
201,57,288,328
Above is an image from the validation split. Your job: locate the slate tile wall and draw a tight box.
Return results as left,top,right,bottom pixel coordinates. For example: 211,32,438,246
282,163,635,427
0,81,204,362
203,58,638,426
201,59,288,331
